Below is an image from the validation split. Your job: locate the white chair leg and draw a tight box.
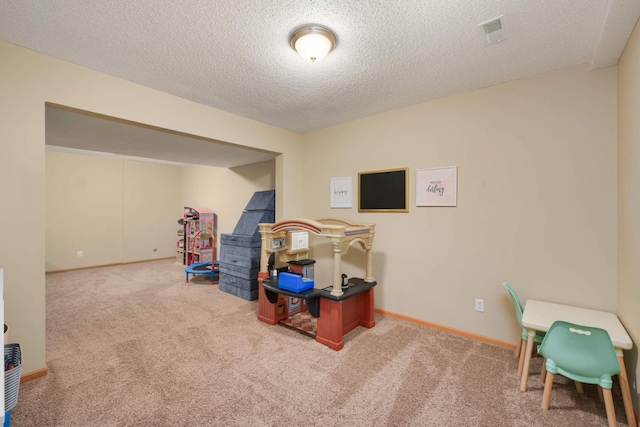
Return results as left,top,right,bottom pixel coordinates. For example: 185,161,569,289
575,381,584,393
601,387,617,427
515,338,521,358
517,340,526,377
542,372,555,410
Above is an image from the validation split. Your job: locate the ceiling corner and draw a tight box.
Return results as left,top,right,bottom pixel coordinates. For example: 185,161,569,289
589,1,640,70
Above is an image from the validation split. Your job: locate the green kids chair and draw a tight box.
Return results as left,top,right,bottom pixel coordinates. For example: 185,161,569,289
503,282,545,377
538,320,621,427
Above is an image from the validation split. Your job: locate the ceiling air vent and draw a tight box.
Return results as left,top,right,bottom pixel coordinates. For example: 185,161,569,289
480,16,504,45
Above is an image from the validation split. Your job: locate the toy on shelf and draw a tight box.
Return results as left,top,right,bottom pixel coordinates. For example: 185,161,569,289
175,218,185,264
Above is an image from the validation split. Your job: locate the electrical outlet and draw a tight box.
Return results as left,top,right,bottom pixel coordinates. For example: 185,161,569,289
475,298,484,312
77,251,83,258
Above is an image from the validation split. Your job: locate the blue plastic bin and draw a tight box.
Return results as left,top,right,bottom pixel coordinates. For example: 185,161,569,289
278,272,314,293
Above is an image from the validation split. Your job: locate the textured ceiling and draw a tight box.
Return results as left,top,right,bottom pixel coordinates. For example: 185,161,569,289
2,1,639,165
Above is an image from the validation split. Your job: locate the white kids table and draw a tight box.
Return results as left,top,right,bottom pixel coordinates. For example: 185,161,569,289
520,299,634,425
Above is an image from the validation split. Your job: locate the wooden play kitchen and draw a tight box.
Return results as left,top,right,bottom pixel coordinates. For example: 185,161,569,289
257,218,376,350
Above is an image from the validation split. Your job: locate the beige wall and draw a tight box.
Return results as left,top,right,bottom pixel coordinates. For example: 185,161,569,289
180,160,276,237
0,41,301,374
46,151,182,270
618,18,640,414
302,64,618,348
1,46,47,374
46,150,124,270
122,159,182,263
47,152,274,271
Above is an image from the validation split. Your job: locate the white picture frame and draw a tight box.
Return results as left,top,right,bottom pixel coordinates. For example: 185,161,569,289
330,177,353,208
416,166,458,207
290,231,309,251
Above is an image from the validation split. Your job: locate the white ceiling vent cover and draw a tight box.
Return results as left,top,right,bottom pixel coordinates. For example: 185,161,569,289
480,16,505,45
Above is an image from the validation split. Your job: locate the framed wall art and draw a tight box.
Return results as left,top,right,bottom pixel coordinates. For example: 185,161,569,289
416,166,457,207
358,167,409,212
330,177,353,208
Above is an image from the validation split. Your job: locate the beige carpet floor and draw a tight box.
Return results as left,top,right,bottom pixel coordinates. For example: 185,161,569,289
10,260,631,426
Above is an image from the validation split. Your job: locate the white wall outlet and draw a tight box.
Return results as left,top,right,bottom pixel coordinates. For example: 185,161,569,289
475,298,484,312
77,251,83,258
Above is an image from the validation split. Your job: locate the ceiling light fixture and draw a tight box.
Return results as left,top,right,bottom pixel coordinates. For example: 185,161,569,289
289,25,337,62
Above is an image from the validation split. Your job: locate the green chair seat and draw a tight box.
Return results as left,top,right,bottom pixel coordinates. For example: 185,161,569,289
538,320,621,426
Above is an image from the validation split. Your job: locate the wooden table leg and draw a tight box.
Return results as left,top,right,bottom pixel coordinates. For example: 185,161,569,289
519,332,535,392
617,354,637,427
